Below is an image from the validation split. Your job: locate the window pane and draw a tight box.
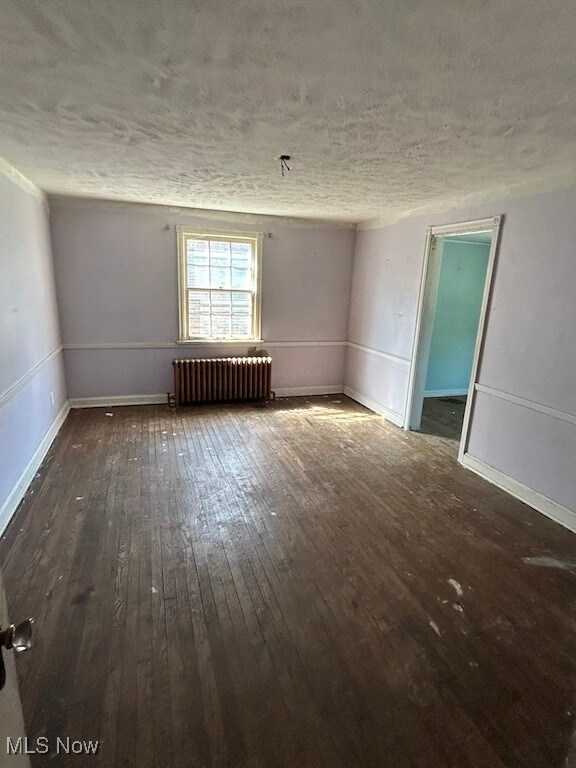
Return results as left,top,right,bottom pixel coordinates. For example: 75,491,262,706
231,267,251,289
209,240,230,267
211,290,232,314
183,237,257,340
231,291,252,315
210,266,230,289
187,239,209,265
188,289,210,313
211,315,231,337
188,264,209,288
188,290,210,336
231,314,251,337
231,242,252,268
189,313,211,337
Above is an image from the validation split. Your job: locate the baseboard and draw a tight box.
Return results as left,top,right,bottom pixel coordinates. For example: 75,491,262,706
69,394,168,408
424,388,468,398
0,401,70,537
71,389,345,405
461,453,576,535
274,385,344,397
343,386,404,427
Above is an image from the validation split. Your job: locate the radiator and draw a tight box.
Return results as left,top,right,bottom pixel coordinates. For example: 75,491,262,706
173,357,273,406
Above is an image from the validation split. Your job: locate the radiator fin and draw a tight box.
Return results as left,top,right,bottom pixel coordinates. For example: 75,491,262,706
173,357,272,406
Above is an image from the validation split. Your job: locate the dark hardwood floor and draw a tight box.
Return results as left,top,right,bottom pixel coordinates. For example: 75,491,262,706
420,396,467,445
1,395,576,767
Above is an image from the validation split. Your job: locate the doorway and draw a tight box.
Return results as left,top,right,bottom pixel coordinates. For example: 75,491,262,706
404,217,502,460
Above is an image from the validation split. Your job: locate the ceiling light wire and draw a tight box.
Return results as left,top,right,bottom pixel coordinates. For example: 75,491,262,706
278,155,291,177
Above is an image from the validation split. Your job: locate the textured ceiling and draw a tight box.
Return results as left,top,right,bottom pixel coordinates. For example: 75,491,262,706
1,0,576,222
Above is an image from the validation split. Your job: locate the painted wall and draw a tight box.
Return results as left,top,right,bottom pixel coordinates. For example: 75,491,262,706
424,240,490,395
346,185,576,515
0,169,66,526
49,199,355,398
345,217,421,419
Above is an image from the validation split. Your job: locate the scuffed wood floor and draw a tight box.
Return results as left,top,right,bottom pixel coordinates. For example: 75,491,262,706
1,395,576,767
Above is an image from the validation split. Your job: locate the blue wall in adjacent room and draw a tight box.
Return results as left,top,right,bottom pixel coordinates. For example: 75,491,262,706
425,239,490,395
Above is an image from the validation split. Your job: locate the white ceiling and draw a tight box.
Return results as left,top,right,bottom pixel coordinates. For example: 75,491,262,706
1,0,576,222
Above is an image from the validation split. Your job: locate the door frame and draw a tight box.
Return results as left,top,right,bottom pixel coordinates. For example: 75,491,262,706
403,215,503,463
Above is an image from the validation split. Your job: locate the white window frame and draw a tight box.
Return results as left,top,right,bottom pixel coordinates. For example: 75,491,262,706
177,227,263,343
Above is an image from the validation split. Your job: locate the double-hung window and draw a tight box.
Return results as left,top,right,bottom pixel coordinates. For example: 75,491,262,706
177,229,262,341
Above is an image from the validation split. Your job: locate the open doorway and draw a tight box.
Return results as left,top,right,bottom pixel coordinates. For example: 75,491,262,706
404,217,502,460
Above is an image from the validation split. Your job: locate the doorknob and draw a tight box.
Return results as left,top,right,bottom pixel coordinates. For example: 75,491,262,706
0,618,34,691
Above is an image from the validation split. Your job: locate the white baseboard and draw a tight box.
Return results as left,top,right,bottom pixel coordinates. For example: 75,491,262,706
69,394,168,408
461,453,576,535
274,385,344,398
71,389,345,406
424,388,468,398
0,401,70,537
343,386,404,427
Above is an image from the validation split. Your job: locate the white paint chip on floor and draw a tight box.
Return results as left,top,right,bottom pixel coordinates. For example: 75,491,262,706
429,620,441,636
448,578,464,597
523,556,576,574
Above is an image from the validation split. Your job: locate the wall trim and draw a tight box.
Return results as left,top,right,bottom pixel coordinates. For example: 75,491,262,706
65,342,175,350
62,341,412,362
274,385,344,397
0,345,63,410
346,342,410,366
64,340,348,351
424,388,468,398
270,341,346,348
69,394,168,408
475,383,576,427
461,454,576,536
0,401,70,537
343,386,404,427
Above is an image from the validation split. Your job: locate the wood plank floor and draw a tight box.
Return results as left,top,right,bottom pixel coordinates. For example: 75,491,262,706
420,396,467,444
1,395,576,767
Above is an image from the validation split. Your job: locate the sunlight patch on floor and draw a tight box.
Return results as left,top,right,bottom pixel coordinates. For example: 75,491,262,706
275,402,377,421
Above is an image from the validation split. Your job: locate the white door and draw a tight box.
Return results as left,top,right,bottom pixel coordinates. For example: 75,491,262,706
0,568,30,768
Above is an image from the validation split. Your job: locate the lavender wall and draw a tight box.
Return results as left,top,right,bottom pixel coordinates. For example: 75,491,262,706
49,198,355,398
0,170,66,524
346,186,576,514
346,218,422,420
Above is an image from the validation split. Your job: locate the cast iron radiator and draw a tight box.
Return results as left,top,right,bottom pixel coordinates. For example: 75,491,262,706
173,357,273,406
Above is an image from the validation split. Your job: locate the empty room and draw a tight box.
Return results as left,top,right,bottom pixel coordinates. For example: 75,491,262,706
0,1,575,766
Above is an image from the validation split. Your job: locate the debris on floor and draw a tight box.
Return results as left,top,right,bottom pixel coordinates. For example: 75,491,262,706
448,578,464,597
429,620,441,636
523,556,576,574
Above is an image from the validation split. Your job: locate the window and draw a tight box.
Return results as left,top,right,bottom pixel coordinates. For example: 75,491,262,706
177,229,262,341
